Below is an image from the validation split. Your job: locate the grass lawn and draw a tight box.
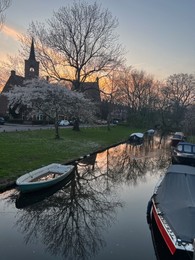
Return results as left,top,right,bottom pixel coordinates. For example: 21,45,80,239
0,125,138,183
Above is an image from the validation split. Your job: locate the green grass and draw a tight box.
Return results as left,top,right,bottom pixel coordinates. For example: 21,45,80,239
0,125,138,182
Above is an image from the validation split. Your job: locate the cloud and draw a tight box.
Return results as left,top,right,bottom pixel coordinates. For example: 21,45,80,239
0,25,22,60
1,25,22,41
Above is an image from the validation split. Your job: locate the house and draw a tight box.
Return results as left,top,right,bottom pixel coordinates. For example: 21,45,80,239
72,78,101,103
0,39,39,119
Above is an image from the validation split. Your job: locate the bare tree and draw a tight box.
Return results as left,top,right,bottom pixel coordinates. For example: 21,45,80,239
160,73,195,128
0,0,11,30
182,105,195,135
109,67,159,127
162,73,195,108
23,1,124,87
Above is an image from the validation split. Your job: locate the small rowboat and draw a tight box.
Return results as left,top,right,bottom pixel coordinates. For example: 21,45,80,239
16,163,75,193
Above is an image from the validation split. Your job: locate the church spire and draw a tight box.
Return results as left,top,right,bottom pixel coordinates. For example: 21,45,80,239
29,38,36,60
24,38,39,79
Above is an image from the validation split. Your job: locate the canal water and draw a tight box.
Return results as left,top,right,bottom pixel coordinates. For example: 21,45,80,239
0,141,172,260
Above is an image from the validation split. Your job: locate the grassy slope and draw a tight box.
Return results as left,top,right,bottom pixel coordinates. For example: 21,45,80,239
0,125,137,182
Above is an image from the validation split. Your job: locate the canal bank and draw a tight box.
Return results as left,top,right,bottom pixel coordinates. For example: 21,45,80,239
0,140,127,193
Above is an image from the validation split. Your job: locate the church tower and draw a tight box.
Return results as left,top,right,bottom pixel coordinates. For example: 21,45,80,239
24,39,39,79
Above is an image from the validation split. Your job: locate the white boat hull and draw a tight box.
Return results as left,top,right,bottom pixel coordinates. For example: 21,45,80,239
16,163,74,193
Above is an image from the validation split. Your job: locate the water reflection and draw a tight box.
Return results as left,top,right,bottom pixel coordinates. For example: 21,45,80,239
1,142,171,260
14,172,123,259
77,142,170,189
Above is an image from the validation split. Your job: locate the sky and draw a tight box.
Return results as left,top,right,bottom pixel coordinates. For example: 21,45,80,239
0,0,195,80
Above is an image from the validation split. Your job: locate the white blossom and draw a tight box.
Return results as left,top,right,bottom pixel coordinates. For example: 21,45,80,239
5,78,98,137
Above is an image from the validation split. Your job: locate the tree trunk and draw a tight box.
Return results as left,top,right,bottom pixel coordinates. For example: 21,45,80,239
72,118,80,131
107,107,111,131
54,121,60,139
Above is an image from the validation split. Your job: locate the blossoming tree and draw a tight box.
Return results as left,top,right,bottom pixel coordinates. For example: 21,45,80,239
5,78,98,138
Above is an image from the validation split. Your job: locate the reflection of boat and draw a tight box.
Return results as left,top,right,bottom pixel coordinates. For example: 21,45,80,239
144,129,155,146
148,214,193,260
145,129,155,135
15,173,74,209
170,132,186,147
16,163,75,193
128,133,144,145
147,164,195,258
172,142,195,166
79,154,97,166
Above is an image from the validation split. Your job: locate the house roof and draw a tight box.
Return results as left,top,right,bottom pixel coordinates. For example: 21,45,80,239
2,70,24,93
76,81,101,102
0,71,24,116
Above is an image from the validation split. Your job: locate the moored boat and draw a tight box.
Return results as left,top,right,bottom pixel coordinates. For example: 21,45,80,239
15,173,74,208
172,142,195,166
148,212,193,260
128,132,144,145
16,163,75,193
170,132,186,148
147,164,195,257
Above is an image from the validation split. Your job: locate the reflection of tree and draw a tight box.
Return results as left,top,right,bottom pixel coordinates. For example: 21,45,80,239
80,142,170,188
15,171,123,260
10,141,170,259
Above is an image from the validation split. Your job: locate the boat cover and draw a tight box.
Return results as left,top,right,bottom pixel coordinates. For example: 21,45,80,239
129,132,143,138
155,164,195,243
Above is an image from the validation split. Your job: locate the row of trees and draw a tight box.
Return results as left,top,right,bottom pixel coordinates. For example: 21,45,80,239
1,1,195,136
109,67,195,132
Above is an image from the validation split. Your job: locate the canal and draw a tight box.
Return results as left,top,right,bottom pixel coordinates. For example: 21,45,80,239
0,141,172,260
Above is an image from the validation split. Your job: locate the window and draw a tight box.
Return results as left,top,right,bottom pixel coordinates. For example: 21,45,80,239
177,145,182,152
183,145,192,153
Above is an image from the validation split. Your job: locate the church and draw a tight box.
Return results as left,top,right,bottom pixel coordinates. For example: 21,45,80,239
0,39,102,122
0,39,39,119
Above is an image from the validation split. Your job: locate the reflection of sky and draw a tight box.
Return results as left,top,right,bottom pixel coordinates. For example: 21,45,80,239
0,142,169,260
95,174,160,260
0,180,159,260
1,0,195,79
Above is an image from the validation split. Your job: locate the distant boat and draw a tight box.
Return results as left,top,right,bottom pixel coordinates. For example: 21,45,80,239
145,129,155,135
172,142,195,166
170,132,186,147
128,132,144,145
16,163,75,193
147,164,195,257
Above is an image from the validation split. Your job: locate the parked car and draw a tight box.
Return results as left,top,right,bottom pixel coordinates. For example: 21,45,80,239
58,120,70,126
0,117,5,125
112,119,119,124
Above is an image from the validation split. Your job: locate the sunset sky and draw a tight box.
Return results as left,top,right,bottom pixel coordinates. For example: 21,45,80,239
0,0,195,80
